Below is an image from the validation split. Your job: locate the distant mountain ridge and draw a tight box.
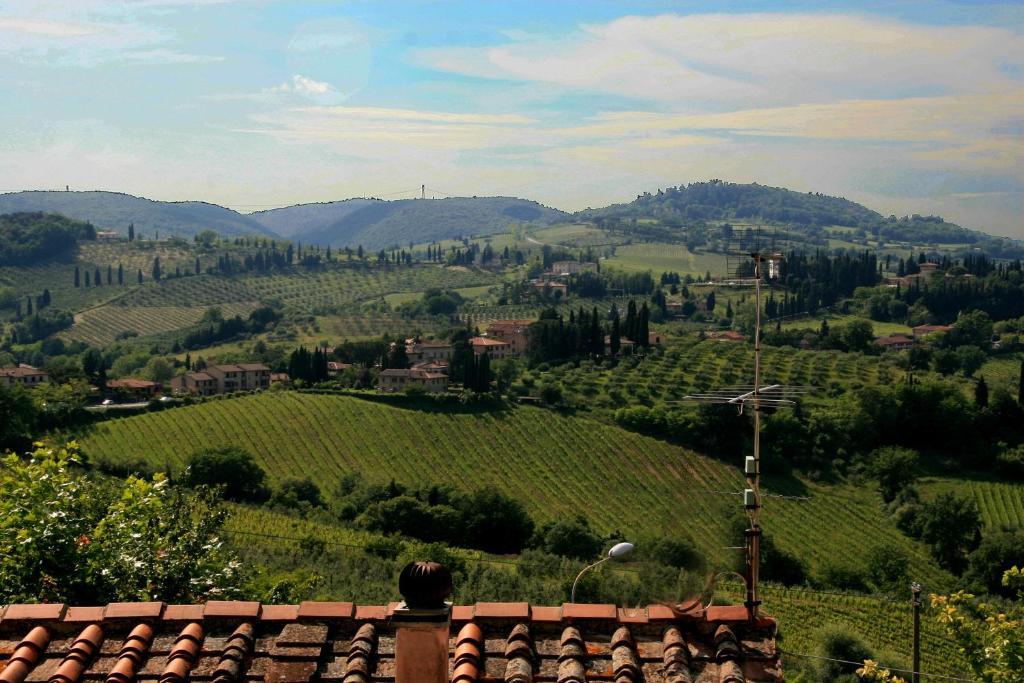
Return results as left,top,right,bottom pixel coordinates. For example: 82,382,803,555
249,196,569,249
0,191,276,240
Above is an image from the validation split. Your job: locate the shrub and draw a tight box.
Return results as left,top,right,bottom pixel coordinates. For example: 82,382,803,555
271,478,324,509
814,625,875,682
181,446,270,502
535,515,603,560
869,446,919,503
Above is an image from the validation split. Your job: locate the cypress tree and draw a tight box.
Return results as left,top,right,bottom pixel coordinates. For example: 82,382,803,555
74,265,80,288
85,271,91,287
1018,360,1024,405
638,303,650,346
137,269,143,284
94,267,101,286
128,223,135,242
152,256,161,281
611,314,621,356
195,257,201,275
118,263,124,285
26,296,33,315
625,300,637,340
975,377,989,408
107,264,112,284
41,289,51,307
184,353,192,371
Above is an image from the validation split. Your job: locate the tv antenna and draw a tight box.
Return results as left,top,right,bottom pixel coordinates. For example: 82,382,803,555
683,227,807,621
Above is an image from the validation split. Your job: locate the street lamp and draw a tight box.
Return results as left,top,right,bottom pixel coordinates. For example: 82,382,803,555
570,542,635,603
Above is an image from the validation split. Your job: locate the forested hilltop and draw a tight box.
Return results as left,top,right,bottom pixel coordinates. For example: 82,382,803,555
580,180,1023,258
0,212,95,266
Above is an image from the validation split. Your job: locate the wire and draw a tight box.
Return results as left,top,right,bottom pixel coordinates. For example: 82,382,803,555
777,649,976,682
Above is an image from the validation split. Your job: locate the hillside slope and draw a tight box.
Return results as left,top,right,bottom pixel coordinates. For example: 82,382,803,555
250,196,569,249
0,191,276,239
80,392,953,588
580,181,1024,255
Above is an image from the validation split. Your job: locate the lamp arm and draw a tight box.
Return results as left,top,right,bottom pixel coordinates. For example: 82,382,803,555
570,556,610,603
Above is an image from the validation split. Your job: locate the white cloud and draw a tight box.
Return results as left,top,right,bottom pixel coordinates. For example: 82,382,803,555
418,13,1024,107
292,74,331,95
0,17,101,36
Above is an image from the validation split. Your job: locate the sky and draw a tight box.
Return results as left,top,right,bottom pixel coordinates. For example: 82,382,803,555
0,0,1021,238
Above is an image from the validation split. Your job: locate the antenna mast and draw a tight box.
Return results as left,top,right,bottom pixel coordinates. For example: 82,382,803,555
683,227,802,621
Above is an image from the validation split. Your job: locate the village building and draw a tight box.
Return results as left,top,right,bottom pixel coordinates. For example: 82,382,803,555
648,331,665,347
484,319,534,356
106,378,161,401
532,280,569,300
326,361,352,378
405,340,453,364
94,230,121,240
912,324,954,339
470,336,512,361
0,563,784,682
378,368,449,393
269,372,291,386
0,365,49,388
411,360,449,375
171,363,270,396
548,260,597,276
709,330,746,342
875,333,914,352
603,336,637,355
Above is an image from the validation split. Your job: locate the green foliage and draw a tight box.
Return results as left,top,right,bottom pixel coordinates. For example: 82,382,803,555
181,446,270,502
0,212,94,266
534,515,603,560
869,447,919,503
813,625,876,682
271,478,324,509
931,567,1024,682
0,442,240,603
899,493,982,574
0,383,37,453
963,530,1024,598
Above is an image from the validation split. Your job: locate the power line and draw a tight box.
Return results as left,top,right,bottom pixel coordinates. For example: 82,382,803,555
778,649,975,682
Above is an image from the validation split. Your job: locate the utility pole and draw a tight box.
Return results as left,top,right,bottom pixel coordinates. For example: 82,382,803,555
911,582,921,683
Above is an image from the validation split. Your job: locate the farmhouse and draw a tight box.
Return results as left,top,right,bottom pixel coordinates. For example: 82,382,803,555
378,367,449,393
470,336,511,360
95,230,121,240
875,333,914,352
485,319,534,356
170,371,217,396
710,330,746,342
604,335,637,355
0,564,783,682
106,378,160,401
270,372,290,386
326,361,352,377
0,365,49,388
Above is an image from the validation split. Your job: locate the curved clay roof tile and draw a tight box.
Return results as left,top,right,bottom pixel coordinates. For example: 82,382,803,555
0,626,52,683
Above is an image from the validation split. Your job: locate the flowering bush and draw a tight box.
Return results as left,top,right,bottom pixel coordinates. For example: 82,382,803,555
0,442,241,604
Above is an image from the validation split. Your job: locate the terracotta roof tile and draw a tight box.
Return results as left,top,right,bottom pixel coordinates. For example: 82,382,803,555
203,602,261,620
0,600,781,683
296,602,353,621
259,606,299,622
162,606,204,622
62,608,105,624
104,603,164,621
3,606,66,623
472,602,529,620
561,603,617,620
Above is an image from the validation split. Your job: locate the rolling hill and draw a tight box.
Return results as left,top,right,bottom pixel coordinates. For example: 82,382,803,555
80,391,954,590
0,191,276,240
249,196,569,249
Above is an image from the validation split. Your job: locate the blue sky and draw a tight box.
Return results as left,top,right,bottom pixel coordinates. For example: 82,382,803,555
0,0,1021,237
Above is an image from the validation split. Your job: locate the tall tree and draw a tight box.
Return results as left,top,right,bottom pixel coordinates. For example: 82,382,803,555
137,268,143,284
610,313,621,356
1018,360,1024,405
638,303,650,346
625,299,637,341
195,257,201,275
94,267,101,286
106,264,112,284
975,377,989,408
117,263,124,285
128,222,134,242
152,256,161,281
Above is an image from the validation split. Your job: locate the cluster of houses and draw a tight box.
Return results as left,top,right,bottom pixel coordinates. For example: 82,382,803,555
529,260,599,301
874,324,954,351
170,363,272,396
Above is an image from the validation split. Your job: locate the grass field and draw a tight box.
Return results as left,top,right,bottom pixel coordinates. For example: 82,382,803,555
80,391,953,591
604,243,727,276
780,313,912,336
977,354,1023,397
920,476,1024,531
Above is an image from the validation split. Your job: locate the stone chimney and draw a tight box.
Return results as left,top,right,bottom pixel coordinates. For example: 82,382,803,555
392,561,453,683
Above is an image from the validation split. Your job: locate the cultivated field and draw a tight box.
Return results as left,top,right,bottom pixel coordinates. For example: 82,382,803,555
81,392,953,589
604,243,727,276
62,301,262,347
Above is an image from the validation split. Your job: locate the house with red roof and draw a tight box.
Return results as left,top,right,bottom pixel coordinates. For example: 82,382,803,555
470,337,512,361
0,365,49,388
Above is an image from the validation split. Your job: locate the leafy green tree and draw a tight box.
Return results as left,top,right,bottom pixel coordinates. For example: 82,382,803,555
0,383,36,453
535,515,602,560
902,492,982,574
0,443,240,603
271,478,323,509
963,530,1024,598
930,567,1024,682
975,376,990,407
863,544,909,596
869,446,919,503
181,446,270,502
842,318,875,352
142,356,174,384
956,345,986,377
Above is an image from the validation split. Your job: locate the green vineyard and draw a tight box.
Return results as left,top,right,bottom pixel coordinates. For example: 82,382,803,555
80,392,953,589
62,301,262,347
